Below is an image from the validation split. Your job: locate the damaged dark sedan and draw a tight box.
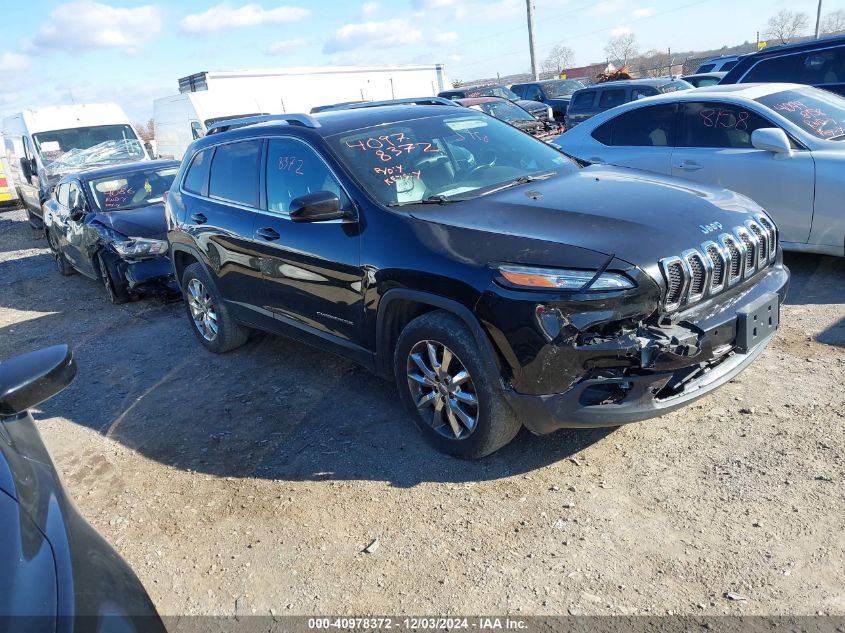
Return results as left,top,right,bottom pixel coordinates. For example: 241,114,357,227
43,160,179,303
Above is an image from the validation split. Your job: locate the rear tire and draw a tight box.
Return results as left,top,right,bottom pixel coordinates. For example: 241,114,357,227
46,229,75,276
98,251,131,304
181,262,249,353
394,310,521,459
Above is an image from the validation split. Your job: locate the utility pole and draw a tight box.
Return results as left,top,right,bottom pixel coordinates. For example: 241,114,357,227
815,0,823,38
526,0,539,80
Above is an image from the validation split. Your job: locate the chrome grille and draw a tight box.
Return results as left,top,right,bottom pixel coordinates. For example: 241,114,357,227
659,216,778,312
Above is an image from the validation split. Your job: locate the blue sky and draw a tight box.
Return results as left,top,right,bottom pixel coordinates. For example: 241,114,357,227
1,0,842,123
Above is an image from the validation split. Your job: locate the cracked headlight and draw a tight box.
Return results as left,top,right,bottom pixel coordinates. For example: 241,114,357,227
497,264,634,291
112,238,168,258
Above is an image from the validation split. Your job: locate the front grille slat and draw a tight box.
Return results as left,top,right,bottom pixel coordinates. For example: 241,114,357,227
659,217,777,312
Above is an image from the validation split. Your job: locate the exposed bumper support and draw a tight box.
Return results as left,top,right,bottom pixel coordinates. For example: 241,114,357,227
504,333,772,433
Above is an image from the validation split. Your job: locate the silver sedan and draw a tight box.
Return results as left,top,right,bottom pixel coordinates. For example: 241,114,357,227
554,83,845,257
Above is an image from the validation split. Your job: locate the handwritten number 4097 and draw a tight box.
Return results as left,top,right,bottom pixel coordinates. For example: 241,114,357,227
278,156,304,175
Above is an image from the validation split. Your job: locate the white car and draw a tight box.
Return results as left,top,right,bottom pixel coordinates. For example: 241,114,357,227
554,83,845,257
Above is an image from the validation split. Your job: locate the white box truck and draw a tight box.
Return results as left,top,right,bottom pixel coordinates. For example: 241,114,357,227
176,64,452,116
153,92,268,160
2,103,147,227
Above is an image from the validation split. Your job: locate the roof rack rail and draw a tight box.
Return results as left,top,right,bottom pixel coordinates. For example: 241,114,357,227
206,114,320,135
310,97,459,113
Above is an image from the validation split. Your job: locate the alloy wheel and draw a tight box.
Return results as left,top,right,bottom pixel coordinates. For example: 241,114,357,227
187,278,219,342
406,340,479,440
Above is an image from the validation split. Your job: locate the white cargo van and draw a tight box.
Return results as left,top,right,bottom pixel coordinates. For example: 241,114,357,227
2,103,147,227
153,92,267,160
176,64,452,118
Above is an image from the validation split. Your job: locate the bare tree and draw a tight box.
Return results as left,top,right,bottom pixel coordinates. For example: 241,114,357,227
135,119,155,142
541,44,575,75
604,33,639,67
821,9,845,34
764,9,809,45
637,49,673,77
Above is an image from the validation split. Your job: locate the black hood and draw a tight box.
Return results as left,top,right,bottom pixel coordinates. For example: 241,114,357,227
409,165,762,274
93,203,167,240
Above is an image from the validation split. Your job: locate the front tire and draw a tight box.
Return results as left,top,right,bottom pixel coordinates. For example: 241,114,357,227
98,251,131,304
181,262,249,353
394,310,521,459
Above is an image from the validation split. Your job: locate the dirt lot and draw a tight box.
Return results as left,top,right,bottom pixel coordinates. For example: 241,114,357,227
1,206,843,617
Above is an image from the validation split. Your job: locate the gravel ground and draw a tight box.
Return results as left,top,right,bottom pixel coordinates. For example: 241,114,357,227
1,207,843,617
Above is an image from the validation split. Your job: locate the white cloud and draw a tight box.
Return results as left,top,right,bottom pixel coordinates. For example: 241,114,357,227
32,1,162,52
264,37,307,54
589,0,628,16
324,18,422,53
632,7,656,18
433,31,459,44
0,52,30,73
412,0,460,9
180,3,310,34
361,1,380,16
611,25,633,36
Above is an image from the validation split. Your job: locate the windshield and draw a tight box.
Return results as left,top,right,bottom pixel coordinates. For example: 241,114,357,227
756,87,845,140
471,100,536,123
464,85,520,100
33,124,145,172
327,113,573,207
88,165,178,211
541,80,585,98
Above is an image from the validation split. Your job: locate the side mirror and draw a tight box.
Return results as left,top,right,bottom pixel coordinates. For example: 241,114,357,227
0,345,77,417
534,95,543,102
70,207,85,221
289,191,347,222
20,157,32,182
751,128,792,155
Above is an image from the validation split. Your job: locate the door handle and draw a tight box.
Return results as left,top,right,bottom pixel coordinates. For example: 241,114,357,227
675,161,702,171
256,227,281,241
190,212,208,224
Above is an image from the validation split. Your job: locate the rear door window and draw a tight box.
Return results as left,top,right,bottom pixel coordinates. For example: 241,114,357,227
208,140,262,207
743,54,802,82
607,104,677,146
598,89,627,109
678,102,773,148
570,91,595,110
183,148,211,195
698,64,716,73
720,60,738,71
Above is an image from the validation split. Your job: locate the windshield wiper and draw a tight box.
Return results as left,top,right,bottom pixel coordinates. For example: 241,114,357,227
478,172,556,196
387,194,460,207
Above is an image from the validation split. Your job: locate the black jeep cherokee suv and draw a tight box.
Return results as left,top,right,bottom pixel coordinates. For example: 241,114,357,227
165,105,789,458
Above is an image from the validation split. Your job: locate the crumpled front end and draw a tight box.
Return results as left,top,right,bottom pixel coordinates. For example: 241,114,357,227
479,257,789,433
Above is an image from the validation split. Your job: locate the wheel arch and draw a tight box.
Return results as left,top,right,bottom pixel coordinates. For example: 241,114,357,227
170,244,205,289
375,289,503,382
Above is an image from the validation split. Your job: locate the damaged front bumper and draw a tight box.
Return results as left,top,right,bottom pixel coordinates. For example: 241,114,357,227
494,263,790,433
118,256,179,297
